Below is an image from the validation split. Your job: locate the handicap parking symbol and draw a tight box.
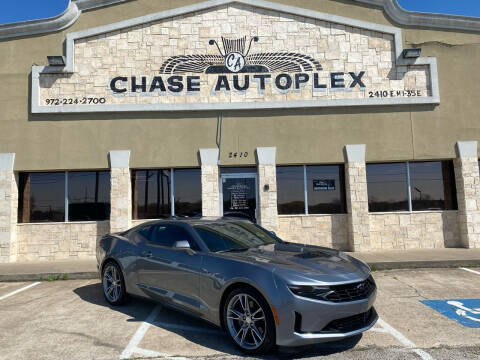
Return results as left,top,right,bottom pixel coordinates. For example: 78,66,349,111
421,299,480,328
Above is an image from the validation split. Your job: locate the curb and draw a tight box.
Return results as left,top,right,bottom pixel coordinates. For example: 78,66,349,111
368,260,480,271
0,272,98,282
1,261,479,282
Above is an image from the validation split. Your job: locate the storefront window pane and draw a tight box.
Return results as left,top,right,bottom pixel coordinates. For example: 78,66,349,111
277,166,305,215
367,163,409,212
174,168,202,217
409,161,457,211
68,171,110,221
132,170,171,219
18,172,65,223
306,165,346,214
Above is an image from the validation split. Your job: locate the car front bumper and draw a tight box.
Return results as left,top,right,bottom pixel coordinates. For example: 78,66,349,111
275,288,377,347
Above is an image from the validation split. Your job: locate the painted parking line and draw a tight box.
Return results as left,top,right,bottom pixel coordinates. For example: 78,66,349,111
120,305,163,359
0,282,40,301
460,267,480,276
376,318,434,360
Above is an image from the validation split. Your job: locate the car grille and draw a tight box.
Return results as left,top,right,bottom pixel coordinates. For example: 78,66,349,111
321,307,377,333
324,275,376,303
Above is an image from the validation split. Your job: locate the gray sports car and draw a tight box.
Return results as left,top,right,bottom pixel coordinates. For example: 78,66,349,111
97,218,377,355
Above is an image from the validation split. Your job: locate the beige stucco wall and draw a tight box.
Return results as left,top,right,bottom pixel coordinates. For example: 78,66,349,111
16,221,109,261
0,0,477,171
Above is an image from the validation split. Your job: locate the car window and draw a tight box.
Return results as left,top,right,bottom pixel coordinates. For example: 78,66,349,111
194,221,277,252
139,224,195,248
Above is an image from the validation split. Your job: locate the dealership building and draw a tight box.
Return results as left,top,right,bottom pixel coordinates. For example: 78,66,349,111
0,0,480,263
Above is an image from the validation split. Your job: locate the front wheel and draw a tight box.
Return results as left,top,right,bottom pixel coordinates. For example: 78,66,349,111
223,287,276,355
102,261,128,305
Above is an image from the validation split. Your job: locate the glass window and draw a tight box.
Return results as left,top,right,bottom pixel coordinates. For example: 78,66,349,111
276,166,305,214
221,167,256,174
194,221,277,252
18,172,65,223
410,161,457,211
306,165,346,214
174,169,202,217
140,224,193,248
68,171,110,221
367,163,409,212
132,170,171,219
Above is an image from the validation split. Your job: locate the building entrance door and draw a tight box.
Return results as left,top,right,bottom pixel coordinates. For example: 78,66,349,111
221,173,258,222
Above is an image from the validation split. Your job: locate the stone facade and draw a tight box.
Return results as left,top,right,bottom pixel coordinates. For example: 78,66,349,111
16,221,110,261
454,141,480,248
369,211,460,249
345,145,370,251
257,147,278,232
0,154,18,263
278,215,349,250
109,151,132,233
38,3,431,108
200,149,221,217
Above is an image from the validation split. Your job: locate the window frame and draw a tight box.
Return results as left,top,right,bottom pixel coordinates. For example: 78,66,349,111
366,160,458,213
131,167,202,220
276,164,346,216
18,170,111,224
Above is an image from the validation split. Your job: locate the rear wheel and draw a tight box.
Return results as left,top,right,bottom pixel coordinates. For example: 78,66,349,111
223,287,276,355
102,261,128,305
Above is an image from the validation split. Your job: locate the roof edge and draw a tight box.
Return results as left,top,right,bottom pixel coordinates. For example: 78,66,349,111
0,0,134,40
1,0,479,40
354,0,480,32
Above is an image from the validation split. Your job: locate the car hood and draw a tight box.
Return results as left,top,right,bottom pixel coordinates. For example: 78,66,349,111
219,242,370,283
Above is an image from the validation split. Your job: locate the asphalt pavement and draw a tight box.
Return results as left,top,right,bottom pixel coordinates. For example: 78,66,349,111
0,267,479,360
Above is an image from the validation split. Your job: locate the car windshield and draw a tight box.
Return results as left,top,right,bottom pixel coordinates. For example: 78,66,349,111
193,221,278,252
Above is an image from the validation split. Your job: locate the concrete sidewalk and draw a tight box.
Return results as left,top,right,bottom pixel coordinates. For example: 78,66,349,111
0,249,479,281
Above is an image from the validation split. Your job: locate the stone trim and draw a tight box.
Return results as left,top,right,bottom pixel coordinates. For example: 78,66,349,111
109,150,132,233
30,0,440,113
0,0,133,40
454,142,480,249
200,148,221,217
256,147,276,166
108,150,131,168
345,144,370,251
456,141,478,158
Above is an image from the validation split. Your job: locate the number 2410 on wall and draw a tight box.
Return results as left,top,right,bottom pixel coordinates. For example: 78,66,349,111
229,152,248,159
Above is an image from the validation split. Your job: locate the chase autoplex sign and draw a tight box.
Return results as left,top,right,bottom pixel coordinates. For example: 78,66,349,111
32,1,437,113
109,37,366,95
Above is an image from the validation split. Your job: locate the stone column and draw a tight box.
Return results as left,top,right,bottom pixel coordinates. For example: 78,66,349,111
109,150,131,233
454,141,480,248
200,148,220,217
256,147,278,232
0,153,17,263
344,144,370,251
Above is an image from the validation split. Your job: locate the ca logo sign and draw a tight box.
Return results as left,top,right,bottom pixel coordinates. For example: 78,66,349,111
225,52,245,73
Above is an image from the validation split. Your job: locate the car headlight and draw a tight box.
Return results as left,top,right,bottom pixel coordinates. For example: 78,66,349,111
288,285,335,301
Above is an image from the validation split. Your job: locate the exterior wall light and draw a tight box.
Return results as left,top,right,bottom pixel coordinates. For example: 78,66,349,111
47,56,66,66
402,48,421,59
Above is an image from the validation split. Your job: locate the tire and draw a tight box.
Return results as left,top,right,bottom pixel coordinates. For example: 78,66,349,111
102,261,128,305
223,286,276,355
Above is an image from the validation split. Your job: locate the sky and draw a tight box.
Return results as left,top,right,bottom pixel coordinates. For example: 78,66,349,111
0,0,478,25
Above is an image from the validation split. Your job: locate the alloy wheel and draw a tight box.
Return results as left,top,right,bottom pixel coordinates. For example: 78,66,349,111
226,293,267,350
103,264,122,303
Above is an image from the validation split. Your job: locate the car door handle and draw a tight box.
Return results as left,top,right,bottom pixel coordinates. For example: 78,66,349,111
141,251,152,258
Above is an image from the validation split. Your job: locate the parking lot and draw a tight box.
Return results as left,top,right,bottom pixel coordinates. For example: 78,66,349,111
0,267,479,360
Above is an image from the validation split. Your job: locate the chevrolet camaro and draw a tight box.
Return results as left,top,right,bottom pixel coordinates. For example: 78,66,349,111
97,218,377,355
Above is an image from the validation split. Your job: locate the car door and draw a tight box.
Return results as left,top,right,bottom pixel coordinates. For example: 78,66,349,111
135,223,204,313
